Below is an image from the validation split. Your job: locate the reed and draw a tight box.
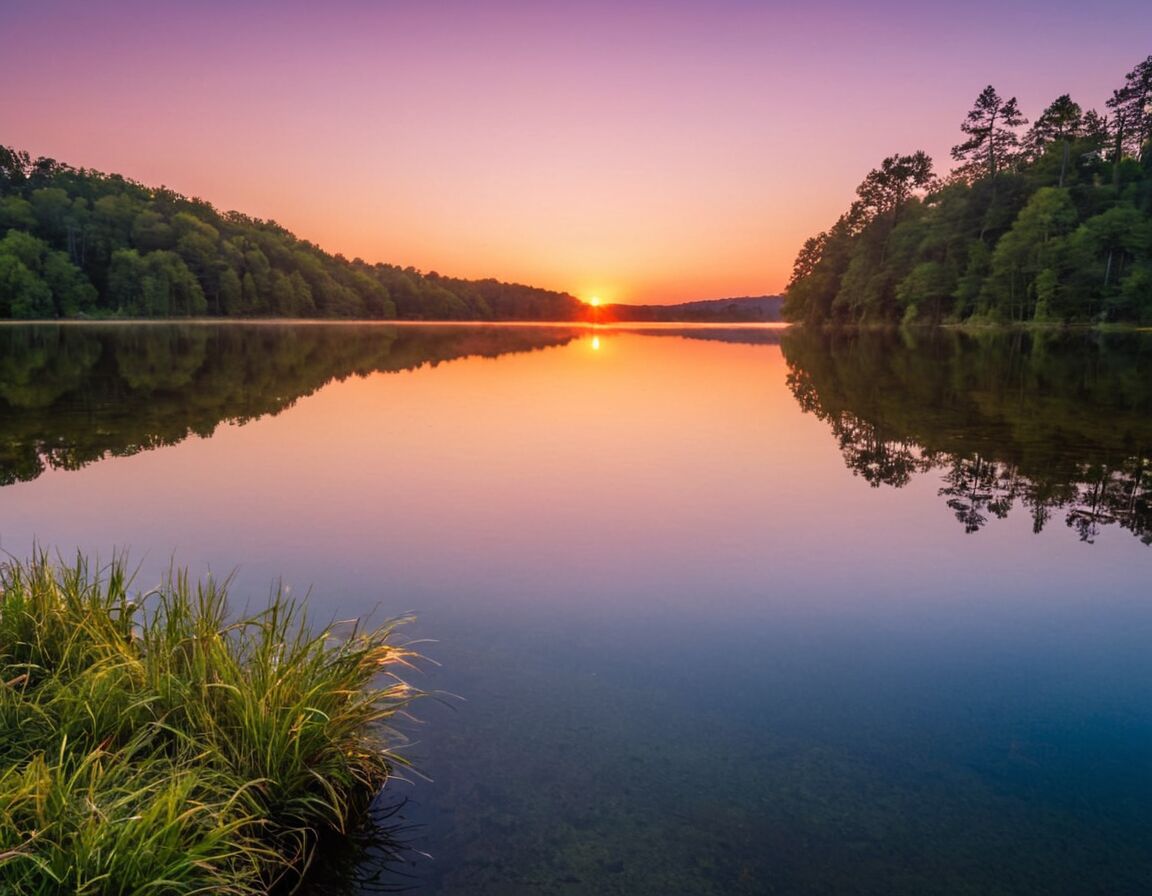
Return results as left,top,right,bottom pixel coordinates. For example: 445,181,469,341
0,554,418,894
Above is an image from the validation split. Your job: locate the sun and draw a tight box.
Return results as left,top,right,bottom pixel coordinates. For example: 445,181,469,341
588,296,601,307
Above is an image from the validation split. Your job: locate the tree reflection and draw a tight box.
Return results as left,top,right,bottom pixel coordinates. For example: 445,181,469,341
782,328,1152,545
0,323,580,487
938,455,1019,534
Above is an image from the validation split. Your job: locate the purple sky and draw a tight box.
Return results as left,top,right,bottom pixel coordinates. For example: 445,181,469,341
2,1,1148,301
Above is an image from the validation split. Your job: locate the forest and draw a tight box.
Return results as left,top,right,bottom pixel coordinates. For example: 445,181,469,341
0,150,586,321
784,55,1152,325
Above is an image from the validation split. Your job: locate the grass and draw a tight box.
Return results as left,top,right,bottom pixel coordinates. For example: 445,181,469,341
0,554,419,894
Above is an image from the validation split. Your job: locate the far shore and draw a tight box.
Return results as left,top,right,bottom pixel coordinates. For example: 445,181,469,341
0,317,791,329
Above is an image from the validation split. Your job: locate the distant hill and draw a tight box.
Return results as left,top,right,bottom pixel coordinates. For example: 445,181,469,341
597,296,783,323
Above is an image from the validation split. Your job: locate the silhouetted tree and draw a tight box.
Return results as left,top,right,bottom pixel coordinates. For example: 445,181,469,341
1025,95,1083,186
951,86,1028,182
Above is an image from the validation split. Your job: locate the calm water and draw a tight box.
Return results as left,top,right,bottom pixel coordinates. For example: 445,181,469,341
2,322,1150,895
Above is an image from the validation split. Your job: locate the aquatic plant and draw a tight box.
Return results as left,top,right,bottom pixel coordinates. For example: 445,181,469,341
0,554,417,894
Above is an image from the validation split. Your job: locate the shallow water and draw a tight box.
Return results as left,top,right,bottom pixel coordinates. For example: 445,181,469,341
1,322,1149,894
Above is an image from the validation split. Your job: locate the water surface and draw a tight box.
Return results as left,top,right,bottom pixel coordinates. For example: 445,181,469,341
1,323,1149,894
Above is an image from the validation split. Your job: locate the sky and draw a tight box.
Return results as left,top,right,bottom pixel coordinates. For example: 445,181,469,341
2,1,1148,303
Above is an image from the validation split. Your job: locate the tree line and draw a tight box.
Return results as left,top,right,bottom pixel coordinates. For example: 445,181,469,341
0,150,585,321
784,55,1152,325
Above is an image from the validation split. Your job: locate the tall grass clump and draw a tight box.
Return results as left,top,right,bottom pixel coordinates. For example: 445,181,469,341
0,554,419,894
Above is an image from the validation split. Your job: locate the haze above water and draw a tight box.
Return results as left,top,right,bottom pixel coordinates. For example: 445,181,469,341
1,323,1149,894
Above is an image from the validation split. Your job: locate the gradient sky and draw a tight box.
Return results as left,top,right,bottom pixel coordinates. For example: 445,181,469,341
2,1,1148,303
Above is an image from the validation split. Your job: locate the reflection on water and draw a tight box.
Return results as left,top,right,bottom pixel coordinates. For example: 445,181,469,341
0,322,582,486
0,322,781,489
1,324,1149,895
783,328,1152,544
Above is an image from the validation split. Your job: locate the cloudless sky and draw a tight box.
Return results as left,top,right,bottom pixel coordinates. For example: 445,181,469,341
2,1,1148,302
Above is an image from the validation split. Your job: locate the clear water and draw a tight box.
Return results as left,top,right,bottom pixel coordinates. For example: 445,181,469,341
1,323,1149,895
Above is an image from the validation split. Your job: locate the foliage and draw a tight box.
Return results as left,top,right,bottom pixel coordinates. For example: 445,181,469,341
784,55,1152,325
1106,56,1152,161
0,149,583,321
0,230,95,318
0,555,418,893
951,85,1027,182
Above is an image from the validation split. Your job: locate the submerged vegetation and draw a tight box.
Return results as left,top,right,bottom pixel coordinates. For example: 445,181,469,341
784,55,1152,325
0,146,583,321
0,555,417,894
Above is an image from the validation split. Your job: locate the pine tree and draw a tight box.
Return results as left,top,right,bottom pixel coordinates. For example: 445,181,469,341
1024,95,1083,186
1106,55,1152,161
951,86,1028,181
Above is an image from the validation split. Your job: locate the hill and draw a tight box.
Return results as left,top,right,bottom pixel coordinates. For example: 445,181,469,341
600,295,782,322
0,146,585,321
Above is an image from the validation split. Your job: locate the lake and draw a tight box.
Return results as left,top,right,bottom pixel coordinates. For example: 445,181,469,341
1,322,1149,895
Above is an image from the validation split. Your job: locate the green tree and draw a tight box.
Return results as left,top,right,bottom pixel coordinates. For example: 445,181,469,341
896,261,955,324
0,254,51,318
782,214,859,323
1118,263,1152,322
789,233,829,288
0,146,32,192
1065,205,1152,318
1025,95,1083,186
41,248,97,315
855,151,935,220
288,271,315,316
0,196,36,232
107,249,205,317
1081,109,1111,149
954,240,992,318
984,187,1078,320
951,86,1027,182
107,248,147,313
29,187,71,244
1106,55,1152,162
0,230,95,317
132,210,174,252
218,267,243,315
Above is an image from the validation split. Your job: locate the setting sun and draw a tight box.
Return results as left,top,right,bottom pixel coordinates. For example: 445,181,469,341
588,296,601,307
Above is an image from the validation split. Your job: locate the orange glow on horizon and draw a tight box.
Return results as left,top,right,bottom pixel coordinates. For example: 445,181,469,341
5,4,1142,303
